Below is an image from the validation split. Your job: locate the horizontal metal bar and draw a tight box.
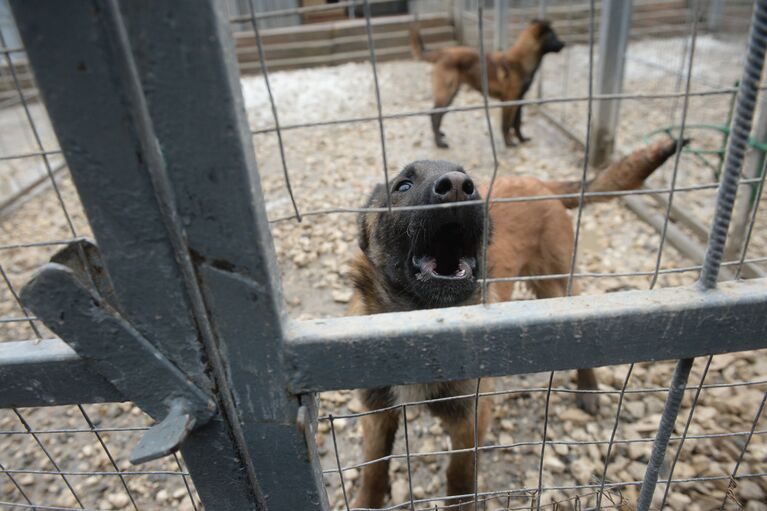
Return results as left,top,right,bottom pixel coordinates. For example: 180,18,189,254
481,255,767,284
0,339,124,408
266,177,766,224
229,0,394,23
323,471,767,511
251,87,762,135
317,378,767,421
0,238,83,252
0,316,36,323
324,428,767,474
622,194,736,280
0,45,23,54
4,267,767,410
1,468,189,477
0,426,148,435
0,148,63,162
285,278,767,392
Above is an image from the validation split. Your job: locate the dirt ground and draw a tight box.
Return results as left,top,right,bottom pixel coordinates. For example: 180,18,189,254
1,34,767,510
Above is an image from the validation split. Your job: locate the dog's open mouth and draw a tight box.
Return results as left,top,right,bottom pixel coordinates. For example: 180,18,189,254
412,223,477,281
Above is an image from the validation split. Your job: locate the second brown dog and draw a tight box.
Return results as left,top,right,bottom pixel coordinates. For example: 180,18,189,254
411,19,565,148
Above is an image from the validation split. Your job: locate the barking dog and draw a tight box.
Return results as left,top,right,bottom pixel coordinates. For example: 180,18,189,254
411,20,565,148
348,138,685,510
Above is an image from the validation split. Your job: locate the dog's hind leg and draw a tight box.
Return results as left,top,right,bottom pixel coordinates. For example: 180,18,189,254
352,408,400,509
513,106,530,143
576,366,599,414
440,395,491,511
527,251,600,415
501,105,521,147
431,66,460,148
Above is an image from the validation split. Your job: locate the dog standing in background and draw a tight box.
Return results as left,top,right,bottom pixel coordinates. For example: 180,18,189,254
348,138,686,510
411,19,565,148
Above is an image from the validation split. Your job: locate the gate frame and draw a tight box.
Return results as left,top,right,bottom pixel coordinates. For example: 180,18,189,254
1,0,767,510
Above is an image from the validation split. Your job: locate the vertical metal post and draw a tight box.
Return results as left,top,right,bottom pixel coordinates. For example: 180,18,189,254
707,0,725,32
494,0,508,51
10,0,328,509
588,0,632,167
120,2,328,509
701,0,767,288
637,2,767,509
0,0,21,62
535,0,547,99
635,358,694,510
251,0,300,28
453,0,465,44
725,86,767,266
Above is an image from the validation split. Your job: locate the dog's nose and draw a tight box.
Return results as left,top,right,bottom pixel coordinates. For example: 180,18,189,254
432,172,475,202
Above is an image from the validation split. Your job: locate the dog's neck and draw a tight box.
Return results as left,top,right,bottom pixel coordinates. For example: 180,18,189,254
504,33,545,77
347,252,482,316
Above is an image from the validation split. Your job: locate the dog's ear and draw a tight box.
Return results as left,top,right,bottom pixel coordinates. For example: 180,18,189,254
529,18,552,36
358,183,384,253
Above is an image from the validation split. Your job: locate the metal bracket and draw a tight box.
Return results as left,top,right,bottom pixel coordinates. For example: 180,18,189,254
20,240,216,465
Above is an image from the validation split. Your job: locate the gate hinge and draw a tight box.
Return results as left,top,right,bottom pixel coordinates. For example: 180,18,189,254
21,239,216,464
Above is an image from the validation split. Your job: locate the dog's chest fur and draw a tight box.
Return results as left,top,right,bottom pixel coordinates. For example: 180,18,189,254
349,252,492,419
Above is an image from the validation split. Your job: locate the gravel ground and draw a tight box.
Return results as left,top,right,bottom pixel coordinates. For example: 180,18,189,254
1,35,766,510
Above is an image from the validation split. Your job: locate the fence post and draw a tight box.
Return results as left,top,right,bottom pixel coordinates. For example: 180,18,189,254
725,86,767,266
535,0,547,99
10,0,328,509
588,0,632,168
494,0,508,51
707,0,725,32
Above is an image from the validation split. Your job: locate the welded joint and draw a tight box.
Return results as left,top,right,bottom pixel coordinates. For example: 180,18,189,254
20,240,216,465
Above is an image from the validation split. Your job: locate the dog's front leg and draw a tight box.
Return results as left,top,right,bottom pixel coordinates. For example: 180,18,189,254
352,408,400,509
442,398,492,511
501,106,519,147
513,107,531,143
576,368,600,415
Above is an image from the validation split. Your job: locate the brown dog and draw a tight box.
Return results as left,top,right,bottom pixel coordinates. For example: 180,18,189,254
347,138,684,510
411,20,564,148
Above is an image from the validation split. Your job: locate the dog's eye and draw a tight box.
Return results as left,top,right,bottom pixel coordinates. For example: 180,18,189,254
395,180,413,192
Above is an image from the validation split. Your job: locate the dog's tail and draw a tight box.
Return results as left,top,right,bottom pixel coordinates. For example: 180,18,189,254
545,138,690,209
410,25,442,63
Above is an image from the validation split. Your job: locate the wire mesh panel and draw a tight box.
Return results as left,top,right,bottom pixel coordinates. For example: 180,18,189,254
1,0,767,510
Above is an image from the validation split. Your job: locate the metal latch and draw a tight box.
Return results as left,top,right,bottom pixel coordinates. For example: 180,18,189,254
21,239,216,464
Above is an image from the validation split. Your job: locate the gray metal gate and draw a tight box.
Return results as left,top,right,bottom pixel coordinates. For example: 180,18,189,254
1,0,767,510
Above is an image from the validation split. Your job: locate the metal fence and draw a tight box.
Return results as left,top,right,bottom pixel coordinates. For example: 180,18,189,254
1,0,767,510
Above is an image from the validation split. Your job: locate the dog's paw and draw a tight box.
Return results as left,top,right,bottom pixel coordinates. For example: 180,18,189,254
436,138,450,149
576,392,600,415
503,138,517,148
518,135,531,143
